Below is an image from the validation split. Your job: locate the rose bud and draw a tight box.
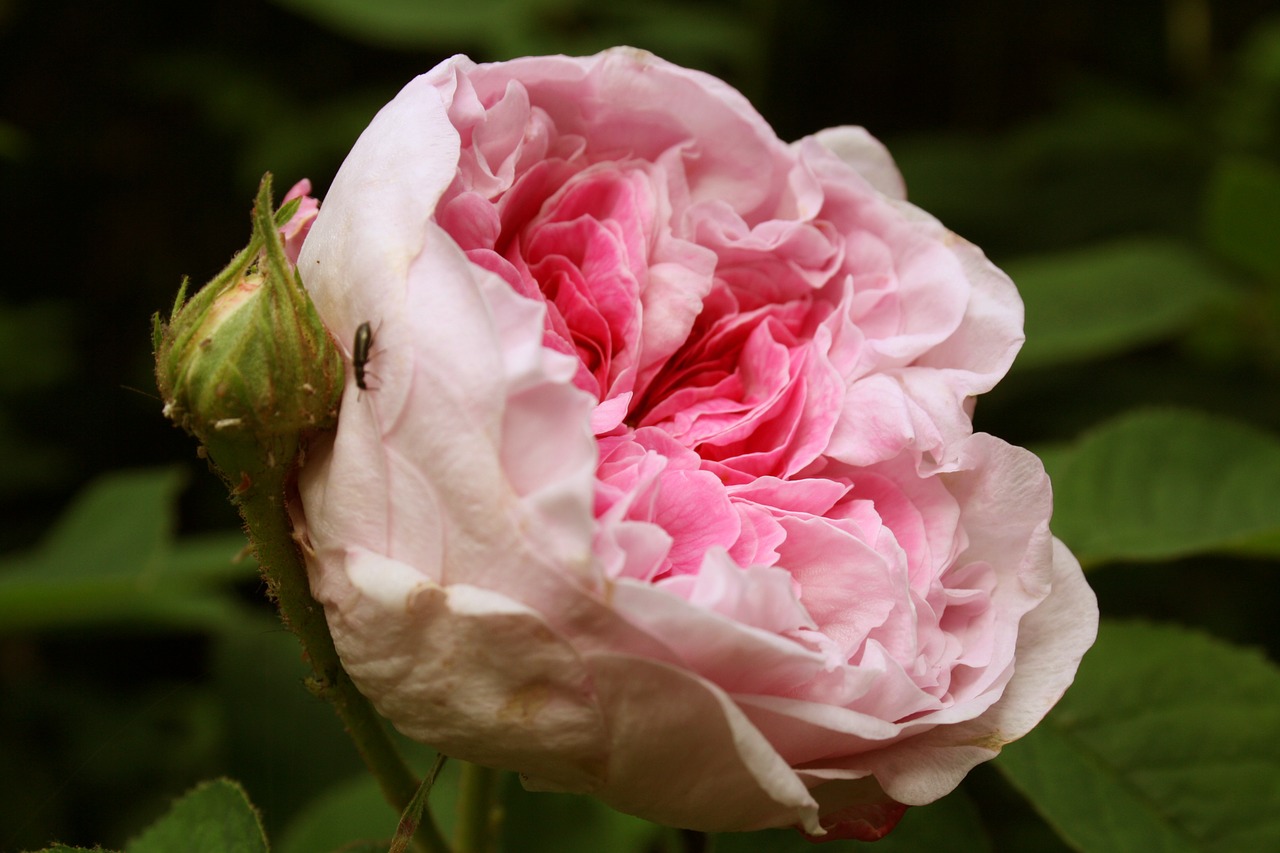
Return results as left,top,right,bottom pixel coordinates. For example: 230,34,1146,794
290,49,1098,839
154,175,341,489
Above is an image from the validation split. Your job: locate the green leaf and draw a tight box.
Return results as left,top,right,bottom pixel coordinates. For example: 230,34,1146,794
24,847,121,853
1204,155,1280,280
265,0,756,70
710,788,989,852
0,411,72,494
864,788,991,852
0,574,253,633
0,119,27,161
164,531,257,583
499,781,662,853
0,300,75,392
997,621,1280,853
1044,408,1280,564
267,0,540,47
1006,238,1238,370
212,616,371,838
276,775,394,853
1217,22,1280,150
37,468,183,578
126,779,267,853
279,762,460,853
0,471,258,633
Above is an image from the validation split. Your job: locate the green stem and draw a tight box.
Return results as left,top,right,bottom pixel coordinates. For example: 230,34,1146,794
236,464,451,853
454,763,502,853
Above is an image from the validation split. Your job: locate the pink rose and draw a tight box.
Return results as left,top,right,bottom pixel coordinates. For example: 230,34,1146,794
280,178,320,265
292,48,1097,839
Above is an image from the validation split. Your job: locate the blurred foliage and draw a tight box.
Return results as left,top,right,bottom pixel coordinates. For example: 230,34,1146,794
3,0,1280,851
267,0,765,75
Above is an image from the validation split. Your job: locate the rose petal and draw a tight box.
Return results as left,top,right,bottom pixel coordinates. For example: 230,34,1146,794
310,547,609,790
544,651,822,833
811,126,907,200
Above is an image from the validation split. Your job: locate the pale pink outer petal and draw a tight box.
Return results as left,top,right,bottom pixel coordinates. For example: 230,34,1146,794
294,58,615,787
474,48,795,219
311,547,610,789
296,57,601,585
804,132,1026,470
813,126,907,200
297,70,464,339
724,435,1095,803
834,537,1097,805
301,220,600,589
523,652,822,834
911,227,1026,387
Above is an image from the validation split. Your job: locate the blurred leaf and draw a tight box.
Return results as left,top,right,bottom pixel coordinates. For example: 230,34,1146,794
997,620,1280,853
500,779,662,853
1005,238,1237,370
898,84,1202,255
211,614,370,837
1044,409,1280,565
0,576,252,633
267,0,553,46
0,470,258,632
278,761,460,853
858,787,990,851
1000,84,1202,248
710,787,989,852
1006,84,1194,162
0,119,25,161
549,1,758,69
0,677,224,849
265,0,756,69
1217,20,1280,151
710,828,817,853
0,301,75,392
163,531,255,582
126,779,267,853
0,412,72,494
276,774,394,853
1237,18,1280,86
136,54,387,189
27,847,121,853
1203,155,1280,280
279,773,394,853
35,468,182,577
891,132,1019,241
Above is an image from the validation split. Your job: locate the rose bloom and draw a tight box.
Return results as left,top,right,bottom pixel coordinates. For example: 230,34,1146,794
291,48,1097,840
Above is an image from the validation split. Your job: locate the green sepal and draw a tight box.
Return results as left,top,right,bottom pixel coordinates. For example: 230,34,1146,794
153,173,343,498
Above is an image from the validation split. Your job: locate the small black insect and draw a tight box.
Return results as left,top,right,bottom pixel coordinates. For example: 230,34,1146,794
353,321,375,392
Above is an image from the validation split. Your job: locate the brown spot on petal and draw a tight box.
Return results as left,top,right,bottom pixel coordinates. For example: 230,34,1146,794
965,730,1009,752
498,683,550,722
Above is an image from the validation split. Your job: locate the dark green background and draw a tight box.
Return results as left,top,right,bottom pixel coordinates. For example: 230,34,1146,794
3,1,1279,851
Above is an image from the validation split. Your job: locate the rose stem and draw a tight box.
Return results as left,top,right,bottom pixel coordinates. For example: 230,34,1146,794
237,466,452,853
454,763,503,852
